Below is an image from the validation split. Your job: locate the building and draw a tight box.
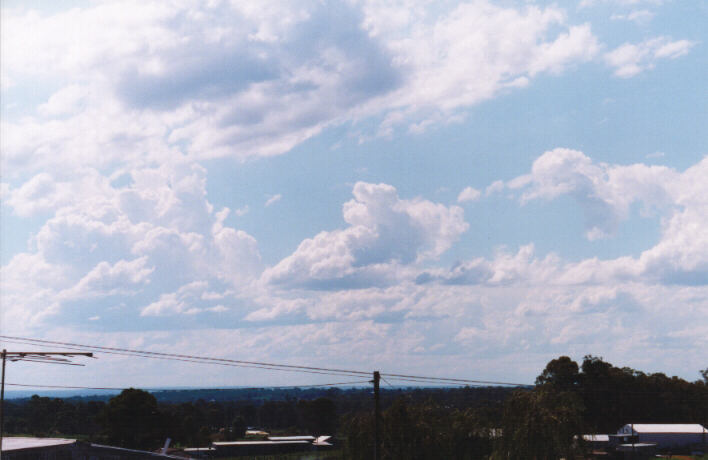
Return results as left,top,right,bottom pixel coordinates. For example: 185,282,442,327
614,424,707,450
1,437,188,460
209,434,333,457
581,434,610,451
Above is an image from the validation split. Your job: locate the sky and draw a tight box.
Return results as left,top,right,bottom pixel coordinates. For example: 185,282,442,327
1,0,706,389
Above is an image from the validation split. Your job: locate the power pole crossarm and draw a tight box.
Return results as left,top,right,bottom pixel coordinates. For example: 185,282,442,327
0,350,93,458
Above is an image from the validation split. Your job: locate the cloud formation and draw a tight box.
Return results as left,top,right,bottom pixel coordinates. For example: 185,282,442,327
263,182,468,290
2,0,603,176
605,37,694,77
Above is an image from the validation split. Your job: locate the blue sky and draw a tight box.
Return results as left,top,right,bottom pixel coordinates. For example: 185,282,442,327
1,0,706,388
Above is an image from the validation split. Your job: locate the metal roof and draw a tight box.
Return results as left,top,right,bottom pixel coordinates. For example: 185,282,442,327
622,424,708,434
213,440,311,446
2,437,76,451
268,436,316,441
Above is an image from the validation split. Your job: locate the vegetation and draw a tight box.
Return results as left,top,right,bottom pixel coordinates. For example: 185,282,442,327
3,356,706,459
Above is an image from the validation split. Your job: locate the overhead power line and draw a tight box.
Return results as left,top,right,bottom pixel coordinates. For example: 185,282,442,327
4,380,372,392
0,335,530,387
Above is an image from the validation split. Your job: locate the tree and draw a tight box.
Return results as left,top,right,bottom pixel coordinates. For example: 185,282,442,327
230,415,247,440
298,397,338,434
98,388,168,449
535,356,579,392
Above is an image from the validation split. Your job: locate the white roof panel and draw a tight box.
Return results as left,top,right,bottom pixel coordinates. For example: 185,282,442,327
2,437,76,451
624,424,707,434
268,436,316,441
583,434,610,442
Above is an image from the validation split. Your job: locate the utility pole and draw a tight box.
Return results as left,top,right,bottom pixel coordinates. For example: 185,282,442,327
373,371,381,460
0,350,93,459
1,350,6,460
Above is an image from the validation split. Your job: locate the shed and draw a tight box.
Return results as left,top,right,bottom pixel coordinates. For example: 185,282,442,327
617,424,708,450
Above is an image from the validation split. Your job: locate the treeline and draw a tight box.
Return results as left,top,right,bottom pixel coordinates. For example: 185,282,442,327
3,384,512,449
344,356,708,459
5,356,706,458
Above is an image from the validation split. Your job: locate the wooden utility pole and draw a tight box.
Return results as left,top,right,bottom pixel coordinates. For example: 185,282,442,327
373,370,381,460
0,350,6,460
0,350,93,459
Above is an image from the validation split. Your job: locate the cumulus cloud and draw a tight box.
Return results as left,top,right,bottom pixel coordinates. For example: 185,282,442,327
1,162,262,327
605,36,694,77
501,150,708,285
507,148,676,240
457,186,481,203
263,182,468,290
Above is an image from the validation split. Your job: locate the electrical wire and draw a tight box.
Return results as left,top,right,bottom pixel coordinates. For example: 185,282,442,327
1,335,370,378
0,335,532,387
4,380,372,392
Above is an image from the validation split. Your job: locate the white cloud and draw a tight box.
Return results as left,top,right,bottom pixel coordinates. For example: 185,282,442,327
610,9,655,23
580,0,664,8
508,148,677,240
1,161,262,327
1,0,602,175
503,150,708,285
263,182,468,289
457,186,481,203
605,37,694,78
265,194,282,207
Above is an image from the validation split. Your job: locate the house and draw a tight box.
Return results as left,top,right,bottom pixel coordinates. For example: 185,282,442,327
614,424,707,450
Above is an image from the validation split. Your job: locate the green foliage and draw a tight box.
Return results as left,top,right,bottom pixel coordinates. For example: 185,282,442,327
535,356,579,391
297,397,338,434
345,397,495,460
491,388,585,460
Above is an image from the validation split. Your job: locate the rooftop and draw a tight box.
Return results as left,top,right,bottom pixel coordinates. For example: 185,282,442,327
623,424,707,434
1,437,76,451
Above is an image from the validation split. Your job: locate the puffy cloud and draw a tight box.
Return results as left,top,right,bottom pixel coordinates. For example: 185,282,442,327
1,162,262,328
508,148,677,240
605,37,694,78
457,186,481,203
263,182,468,289
417,245,560,286
503,150,708,285
369,1,599,134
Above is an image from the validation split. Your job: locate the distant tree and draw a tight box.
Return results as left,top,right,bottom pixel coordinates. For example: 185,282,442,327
98,388,168,449
701,368,708,384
